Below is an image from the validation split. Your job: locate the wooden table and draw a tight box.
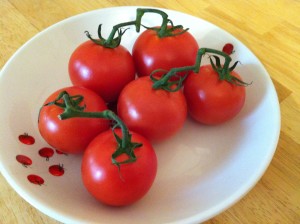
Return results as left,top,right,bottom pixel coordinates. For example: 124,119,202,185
1,1,299,223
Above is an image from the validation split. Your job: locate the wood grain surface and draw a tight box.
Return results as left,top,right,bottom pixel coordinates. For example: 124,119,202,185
0,0,299,223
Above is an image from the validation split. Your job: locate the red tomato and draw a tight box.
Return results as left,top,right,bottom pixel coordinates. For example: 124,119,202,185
117,76,187,142
132,27,199,78
184,65,246,125
81,129,157,206
38,86,110,154
68,40,136,103
222,43,234,55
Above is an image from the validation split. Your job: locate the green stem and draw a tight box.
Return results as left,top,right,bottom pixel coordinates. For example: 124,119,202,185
152,47,250,90
135,8,169,37
104,21,137,47
59,100,129,149
87,8,188,48
50,92,141,167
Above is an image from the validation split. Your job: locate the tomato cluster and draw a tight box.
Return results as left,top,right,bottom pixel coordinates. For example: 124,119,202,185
38,8,249,207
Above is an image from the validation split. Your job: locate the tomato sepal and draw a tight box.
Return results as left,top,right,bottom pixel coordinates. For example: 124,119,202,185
209,55,251,86
111,129,142,168
85,24,131,49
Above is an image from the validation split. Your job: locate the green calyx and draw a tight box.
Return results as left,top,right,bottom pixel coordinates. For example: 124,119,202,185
43,90,86,111
41,91,142,168
84,8,188,48
111,130,142,167
85,24,130,49
208,54,252,86
141,20,188,38
150,69,188,91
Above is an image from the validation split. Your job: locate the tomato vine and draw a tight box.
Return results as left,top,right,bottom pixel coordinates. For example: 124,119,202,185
41,91,142,168
150,48,252,91
85,8,189,48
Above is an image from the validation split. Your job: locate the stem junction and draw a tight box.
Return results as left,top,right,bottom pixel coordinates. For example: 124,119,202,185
151,48,252,91
85,8,188,48
41,91,142,168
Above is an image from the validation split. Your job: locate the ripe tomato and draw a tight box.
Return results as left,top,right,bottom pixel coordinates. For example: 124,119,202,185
184,65,246,125
222,43,234,55
132,27,199,78
38,86,110,154
68,40,136,103
81,129,157,206
117,76,187,142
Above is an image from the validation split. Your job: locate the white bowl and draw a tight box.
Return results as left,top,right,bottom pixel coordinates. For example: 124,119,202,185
0,6,280,224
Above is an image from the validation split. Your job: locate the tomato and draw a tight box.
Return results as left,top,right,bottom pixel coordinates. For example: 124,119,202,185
81,129,157,206
117,76,187,142
38,86,110,154
68,40,136,103
132,27,199,78
222,43,234,55
183,64,246,125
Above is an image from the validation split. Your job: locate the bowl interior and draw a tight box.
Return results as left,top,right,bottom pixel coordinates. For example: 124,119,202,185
0,6,280,224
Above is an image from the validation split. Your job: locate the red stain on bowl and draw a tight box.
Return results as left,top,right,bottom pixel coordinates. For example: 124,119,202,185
27,174,44,185
39,147,54,161
18,133,35,145
49,164,65,176
16,155,32,167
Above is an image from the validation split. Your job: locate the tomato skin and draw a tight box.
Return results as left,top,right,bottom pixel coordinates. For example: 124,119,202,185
81,129,157,206
68,40,136,103
183,65,246,125
117,76,187,142
38,86,110,154
132,27,199,78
